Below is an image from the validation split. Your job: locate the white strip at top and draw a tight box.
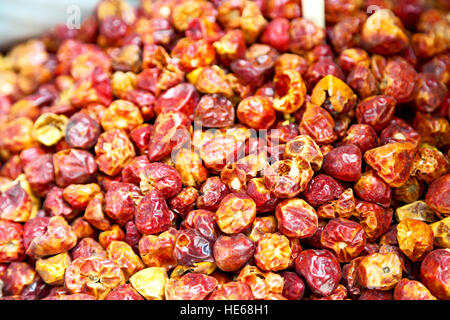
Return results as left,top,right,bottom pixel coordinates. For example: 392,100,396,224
302,0,326,28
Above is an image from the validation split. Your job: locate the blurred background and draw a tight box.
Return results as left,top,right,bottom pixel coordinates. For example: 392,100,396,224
0,0,139,49
0,0,448,50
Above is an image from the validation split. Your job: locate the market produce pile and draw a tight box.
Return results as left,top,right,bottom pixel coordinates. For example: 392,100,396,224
0,0,449,300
